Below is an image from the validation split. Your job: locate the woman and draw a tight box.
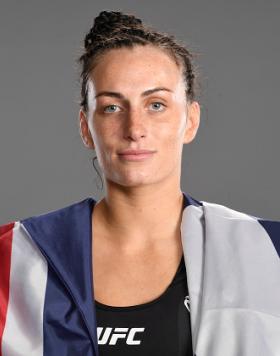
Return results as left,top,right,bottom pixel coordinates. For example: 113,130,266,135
1,10,279,356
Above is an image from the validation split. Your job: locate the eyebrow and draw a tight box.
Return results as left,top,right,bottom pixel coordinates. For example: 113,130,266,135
94,87,173,100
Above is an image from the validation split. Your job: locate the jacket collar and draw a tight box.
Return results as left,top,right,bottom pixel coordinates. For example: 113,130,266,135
21,191,201,354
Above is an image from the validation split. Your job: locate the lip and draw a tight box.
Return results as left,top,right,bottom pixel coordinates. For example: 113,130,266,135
118,149,156,155
118,149,156,161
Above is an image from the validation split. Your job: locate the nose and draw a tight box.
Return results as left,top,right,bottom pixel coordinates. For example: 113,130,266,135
124,108,147,141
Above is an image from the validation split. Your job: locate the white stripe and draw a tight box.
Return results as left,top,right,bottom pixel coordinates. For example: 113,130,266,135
181,201,280,356
2,221,48,356
197,201,280,355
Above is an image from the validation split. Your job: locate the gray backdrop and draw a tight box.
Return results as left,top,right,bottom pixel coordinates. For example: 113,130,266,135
1,0,279,224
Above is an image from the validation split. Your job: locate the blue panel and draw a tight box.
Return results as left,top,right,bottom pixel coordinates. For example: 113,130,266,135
21,197,99,355
43,266,96,355
258,219,280,258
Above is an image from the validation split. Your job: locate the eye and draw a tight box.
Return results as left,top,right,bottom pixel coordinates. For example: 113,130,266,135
149,102,166,111
103,104,121,113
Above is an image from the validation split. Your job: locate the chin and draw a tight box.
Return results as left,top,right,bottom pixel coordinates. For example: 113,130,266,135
108,173,156,188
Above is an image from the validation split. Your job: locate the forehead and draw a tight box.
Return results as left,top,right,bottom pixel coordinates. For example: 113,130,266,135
89,45,184,93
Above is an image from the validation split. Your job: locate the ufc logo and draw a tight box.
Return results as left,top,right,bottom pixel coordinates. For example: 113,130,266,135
97,327,145,345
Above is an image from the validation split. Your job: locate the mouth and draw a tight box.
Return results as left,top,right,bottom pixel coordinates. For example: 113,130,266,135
118,150,156,161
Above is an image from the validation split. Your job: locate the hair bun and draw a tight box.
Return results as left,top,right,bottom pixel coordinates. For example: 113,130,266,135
96,10,142,27
84,10,143,48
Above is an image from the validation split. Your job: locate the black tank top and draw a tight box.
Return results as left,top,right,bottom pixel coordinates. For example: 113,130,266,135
94,254,193,355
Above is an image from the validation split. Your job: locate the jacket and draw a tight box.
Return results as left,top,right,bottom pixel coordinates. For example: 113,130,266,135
0,191,279,356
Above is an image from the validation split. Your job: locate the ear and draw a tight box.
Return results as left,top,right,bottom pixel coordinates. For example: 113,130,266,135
183,101,200,144
79,109,95,149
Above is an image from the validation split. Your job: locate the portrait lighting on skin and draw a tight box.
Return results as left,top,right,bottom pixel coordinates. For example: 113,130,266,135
79,44,200,250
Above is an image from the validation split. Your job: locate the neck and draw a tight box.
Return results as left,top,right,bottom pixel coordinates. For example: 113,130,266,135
92,180,185,250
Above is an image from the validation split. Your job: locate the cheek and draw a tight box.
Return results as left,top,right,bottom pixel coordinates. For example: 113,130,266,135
173,112,188,147
161,118,186,151
165,133,183,153
92,119,119,146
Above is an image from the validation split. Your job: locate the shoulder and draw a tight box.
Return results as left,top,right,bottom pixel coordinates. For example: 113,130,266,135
200,199,280,237
200,199,280,258
1,196,96,229
201,199,280,224
0,196,97,251
185,192,280,224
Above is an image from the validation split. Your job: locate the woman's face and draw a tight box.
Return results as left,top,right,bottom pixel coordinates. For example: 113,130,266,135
79,44,200,188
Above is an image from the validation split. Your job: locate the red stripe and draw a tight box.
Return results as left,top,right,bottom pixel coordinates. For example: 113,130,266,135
0,222,15,356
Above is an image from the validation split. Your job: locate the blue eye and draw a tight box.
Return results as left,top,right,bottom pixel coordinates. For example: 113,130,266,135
150,102,166,111
103,102,165,113
103,104,120,113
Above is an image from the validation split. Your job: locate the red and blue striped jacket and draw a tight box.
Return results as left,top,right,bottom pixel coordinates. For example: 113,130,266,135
1,192,280,356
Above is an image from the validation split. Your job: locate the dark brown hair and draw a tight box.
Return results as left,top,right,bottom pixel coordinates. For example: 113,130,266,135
77,10,200,114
